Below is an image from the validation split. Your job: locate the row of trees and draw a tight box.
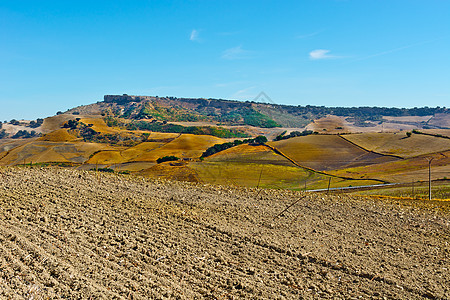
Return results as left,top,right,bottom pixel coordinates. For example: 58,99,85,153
125,120,248,138
274,130,315,141
157,156,179,164
201,136,268,158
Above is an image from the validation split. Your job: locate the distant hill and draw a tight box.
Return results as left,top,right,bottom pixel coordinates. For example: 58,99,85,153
0,94,449,193
63,94,449,130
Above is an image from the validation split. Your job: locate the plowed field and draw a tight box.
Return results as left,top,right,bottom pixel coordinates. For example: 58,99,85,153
0,167,448,299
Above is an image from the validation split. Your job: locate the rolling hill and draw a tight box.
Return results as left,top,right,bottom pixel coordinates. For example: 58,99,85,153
0,95,449,197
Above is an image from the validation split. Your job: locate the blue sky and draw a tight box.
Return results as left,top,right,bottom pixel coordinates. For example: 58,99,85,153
1,0,449,120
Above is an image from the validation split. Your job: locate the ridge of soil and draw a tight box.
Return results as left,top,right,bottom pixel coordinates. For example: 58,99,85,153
0,167,448,299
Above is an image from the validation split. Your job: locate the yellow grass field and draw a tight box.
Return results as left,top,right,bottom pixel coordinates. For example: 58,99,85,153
0,141,115,166
342,132,450,158
39,129,78,142
138,161,199,182
307,115,349,134
79,116,117,134
41,114,77,133
132,134,225,161
190,161,379,190
206,144,295,166
329,150,450,183
87,134,226,165
268,135,398,171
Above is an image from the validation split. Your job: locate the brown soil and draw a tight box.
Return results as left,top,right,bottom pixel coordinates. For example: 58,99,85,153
0,167,448,299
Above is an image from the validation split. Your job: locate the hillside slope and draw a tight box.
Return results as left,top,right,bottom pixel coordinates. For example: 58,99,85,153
0,167,448,299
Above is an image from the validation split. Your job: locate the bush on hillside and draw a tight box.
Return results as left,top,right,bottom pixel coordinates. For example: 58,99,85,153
157,156,180,164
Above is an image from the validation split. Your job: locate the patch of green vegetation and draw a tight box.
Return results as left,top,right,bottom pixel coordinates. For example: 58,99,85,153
274,130,316,141
126,120,248,138
218,108,280,128
96,167,115,173
202,136,268,157
11,130,39,139
0,129,8,139
157,156,179,164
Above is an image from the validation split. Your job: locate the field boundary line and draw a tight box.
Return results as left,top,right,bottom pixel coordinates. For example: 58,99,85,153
263,144,387,183
337,134,404,159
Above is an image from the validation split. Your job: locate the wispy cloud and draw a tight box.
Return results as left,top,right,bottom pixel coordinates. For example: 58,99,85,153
348,36,449,63
296,30,324,39
309,49,339,60
190,29,200,42
221,46,252,60
231,86,257,99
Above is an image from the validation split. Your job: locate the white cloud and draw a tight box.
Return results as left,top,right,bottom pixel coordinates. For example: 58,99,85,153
190,29,200,42
309,49,337,60
221,46,252,60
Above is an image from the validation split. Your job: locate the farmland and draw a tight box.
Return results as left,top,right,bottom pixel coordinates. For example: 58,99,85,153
268,135,398,171
0,96,449,196
0,167,448,299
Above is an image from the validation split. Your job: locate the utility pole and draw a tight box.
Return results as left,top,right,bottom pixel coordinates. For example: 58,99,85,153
327,177,331,195
426,157,434,200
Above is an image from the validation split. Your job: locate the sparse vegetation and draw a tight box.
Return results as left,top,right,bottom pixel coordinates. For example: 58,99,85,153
411,129,449,139
28,118,44,128
11,130,38,139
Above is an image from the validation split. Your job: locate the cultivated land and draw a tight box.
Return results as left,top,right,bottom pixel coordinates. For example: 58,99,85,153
1,96,449,196
0,167,449,299
268,135,399,171
341,133,450,158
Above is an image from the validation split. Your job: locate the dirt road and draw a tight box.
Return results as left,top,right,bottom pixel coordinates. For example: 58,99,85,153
0,167,448,299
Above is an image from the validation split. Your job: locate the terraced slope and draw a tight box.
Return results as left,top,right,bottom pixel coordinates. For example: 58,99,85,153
0,168,448,299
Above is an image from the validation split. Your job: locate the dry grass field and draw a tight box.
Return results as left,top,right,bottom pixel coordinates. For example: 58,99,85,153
329,151,450,183
87,134,224,165
130,134,225,162
78,116,117,134
41,115,78,134
190,161,380,190
268,135,398,171
40,129,78,142
342,132,450,158
0,141,115,166
0,167,448,299
351,181,450,200
306,115,350,134
206,144,295,166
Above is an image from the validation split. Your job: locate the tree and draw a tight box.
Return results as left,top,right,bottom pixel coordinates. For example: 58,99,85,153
406,132,412,138
254,135,268,144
